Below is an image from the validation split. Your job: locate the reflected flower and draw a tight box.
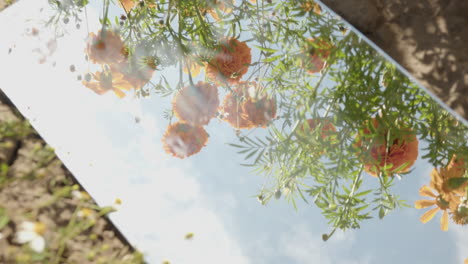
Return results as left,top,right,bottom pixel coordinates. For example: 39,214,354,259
448,155,466,178
206,38,252,85
207,0,235,21
430,164,467,199
111,56,156,90
86,30,126,65
172,81,219,126
119,0,156,13
183,58,204,78
301,1,322,15
82,70,133,98
357,118,419,177
221,82,276,129
15,221,46,253
415,185,457,231
300,38,333,74
119,0,136,12
162,122,209,158
221,87,253,129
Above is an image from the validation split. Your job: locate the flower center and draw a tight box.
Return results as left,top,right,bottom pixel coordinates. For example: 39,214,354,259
34,222,46,235
436,196,450,210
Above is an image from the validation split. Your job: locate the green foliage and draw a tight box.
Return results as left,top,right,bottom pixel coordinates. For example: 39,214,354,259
0,207,10,230
0,120,32,140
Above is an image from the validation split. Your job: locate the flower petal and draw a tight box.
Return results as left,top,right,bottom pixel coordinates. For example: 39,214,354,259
419,185,436,198
420,207,439,224
415,199,436,209
440,210,449,231
113,88,126,98
16,231,35,243
30,236,45,253
19,221,35,231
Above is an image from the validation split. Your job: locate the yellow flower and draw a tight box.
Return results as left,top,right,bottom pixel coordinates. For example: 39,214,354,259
82,70,133,98
207,0,235,21
430,156,467,198
415,185,458,231
183,58,204,78
300,1,321,15
119,0,156,13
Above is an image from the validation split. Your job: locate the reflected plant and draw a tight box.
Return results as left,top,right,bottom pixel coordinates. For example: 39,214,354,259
38,0,468,241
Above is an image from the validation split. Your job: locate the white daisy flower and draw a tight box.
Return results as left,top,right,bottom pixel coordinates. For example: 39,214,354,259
71,190,90,200
15,221,46,253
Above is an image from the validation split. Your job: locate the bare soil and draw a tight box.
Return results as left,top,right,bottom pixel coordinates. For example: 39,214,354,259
320,0,468,121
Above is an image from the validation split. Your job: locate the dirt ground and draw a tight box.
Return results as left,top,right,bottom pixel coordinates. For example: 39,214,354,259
0,91,144,263
320,0,468,121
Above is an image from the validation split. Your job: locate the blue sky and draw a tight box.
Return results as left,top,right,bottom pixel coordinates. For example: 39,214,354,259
0,0,466,263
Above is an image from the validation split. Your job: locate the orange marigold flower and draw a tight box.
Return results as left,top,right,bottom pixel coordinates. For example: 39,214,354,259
206,38,252,85
357,118,419,177
415,185,458,231
221,82,276,129
300,38,333,74
162,122,209,158
86,30,126,65
172,81,219,126
82,70,132,98
221,88,253,129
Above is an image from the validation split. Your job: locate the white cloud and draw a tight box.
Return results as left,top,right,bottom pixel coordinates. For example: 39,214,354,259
450,225,468,263
280,224,372,264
